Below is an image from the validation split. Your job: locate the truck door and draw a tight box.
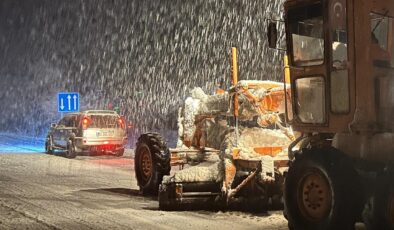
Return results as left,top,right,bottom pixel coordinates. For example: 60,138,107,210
286,1,327,126
285,0,356,133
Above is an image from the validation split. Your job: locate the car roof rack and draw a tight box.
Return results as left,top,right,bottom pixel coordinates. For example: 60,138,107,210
64,112,81,116
82,110,118,115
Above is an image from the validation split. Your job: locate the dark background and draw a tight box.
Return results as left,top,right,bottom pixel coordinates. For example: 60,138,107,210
0,0,284,146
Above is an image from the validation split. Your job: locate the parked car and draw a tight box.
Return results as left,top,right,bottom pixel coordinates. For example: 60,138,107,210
45,110,128,158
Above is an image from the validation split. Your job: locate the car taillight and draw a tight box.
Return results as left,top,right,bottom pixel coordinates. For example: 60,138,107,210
118,118,125,129
82,117,90,130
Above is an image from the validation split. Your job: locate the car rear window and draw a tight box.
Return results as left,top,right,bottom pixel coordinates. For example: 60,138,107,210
58,115,79,128
88,115,121,128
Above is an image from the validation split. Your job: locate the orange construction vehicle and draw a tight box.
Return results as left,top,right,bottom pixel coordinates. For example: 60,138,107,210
268,0,394,229
134,48,294,210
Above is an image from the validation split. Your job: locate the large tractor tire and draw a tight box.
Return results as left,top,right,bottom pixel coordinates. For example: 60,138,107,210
45,135,53,155
363,173,394,230
284,148,362,230
65,140,77,159
135,133,171,195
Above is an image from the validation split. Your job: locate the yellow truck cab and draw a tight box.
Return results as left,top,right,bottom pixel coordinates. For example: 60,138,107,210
268,0,394,229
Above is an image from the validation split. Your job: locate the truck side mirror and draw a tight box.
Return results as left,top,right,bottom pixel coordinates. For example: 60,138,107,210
267,22,278,49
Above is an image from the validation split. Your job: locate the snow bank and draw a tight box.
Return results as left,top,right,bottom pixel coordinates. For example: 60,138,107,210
182,97,200,144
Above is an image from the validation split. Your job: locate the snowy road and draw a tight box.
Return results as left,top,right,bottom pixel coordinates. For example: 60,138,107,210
0,133,288,230
0,133,44,153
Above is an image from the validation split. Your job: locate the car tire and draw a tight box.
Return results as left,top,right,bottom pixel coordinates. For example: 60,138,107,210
285,148,362,230
65,140,77,159
135,133,171,195
45,135,53,155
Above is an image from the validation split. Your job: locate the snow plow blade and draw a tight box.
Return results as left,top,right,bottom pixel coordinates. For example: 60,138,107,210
158,182,223,211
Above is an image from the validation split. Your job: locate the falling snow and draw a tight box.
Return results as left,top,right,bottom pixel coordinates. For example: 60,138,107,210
0,0,285,147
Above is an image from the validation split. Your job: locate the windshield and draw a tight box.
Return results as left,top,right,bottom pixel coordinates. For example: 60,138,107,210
288,2,324,66
58,115,78,128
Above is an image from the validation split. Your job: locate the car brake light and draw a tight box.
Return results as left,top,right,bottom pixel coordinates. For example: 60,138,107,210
118,118,125,129
82,117,90,129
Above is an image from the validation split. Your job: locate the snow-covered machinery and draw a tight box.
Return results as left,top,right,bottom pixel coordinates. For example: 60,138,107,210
134,48,294,210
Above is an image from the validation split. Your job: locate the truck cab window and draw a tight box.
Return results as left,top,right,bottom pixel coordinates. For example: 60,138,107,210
370,13,389,51
288,3,324,66
295,77,325,124
370,13,394,67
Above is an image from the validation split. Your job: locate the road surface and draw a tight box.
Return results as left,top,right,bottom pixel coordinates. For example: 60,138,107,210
0,133,288,230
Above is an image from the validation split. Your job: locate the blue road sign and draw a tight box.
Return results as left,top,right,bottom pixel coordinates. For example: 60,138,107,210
58,92,79,112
